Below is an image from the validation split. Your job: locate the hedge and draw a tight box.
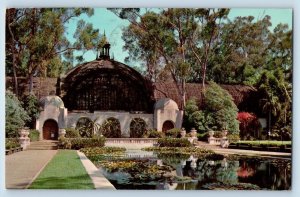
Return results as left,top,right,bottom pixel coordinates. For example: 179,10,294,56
165,128,181,138
158,137,192,147
58,136,105,150
65,128,80,138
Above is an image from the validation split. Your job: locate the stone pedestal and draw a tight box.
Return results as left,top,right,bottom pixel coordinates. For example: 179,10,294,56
59,129,66,137
180,128,186,138
19,127,30,150
220,138,229,148
220,130,229,148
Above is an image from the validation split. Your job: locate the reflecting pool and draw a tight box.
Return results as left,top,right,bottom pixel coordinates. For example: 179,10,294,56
92,150,291,190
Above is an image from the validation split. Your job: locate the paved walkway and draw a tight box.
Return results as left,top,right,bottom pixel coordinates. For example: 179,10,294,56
5,150,57,189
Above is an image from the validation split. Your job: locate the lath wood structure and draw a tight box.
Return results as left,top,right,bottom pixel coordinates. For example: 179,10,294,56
61,59,155,113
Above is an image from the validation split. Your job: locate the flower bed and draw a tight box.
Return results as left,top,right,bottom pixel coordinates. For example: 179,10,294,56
157,137,192,147
5,138,22,155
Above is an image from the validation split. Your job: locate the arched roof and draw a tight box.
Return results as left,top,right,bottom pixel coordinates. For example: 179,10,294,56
39,95,64,109
154,98,179,110
64,59,148,85
62,59,154,112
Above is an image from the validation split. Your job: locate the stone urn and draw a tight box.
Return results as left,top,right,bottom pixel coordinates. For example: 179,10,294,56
208,130,214,138
190,128,197,138
180,128,186,138
19,127,30,138
18,127,30,150
222,129,228,138
59,129,66,137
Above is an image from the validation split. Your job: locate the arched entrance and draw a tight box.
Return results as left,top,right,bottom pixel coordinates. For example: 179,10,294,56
43,119,58,140
100,117,121,138
76,117,93,138
162,120,175,132
130,118,147,138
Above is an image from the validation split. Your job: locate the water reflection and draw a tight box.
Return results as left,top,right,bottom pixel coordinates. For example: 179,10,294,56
100,151,291,190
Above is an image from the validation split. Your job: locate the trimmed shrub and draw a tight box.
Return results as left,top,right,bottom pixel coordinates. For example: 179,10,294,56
227,133,240,143
65,128,80,138
143,129,164,138
165,128,181,138
158,138,192,147
29,130,40,141
58,136,72,149
213,131,223,138
197,132,209,141
59,136,106,150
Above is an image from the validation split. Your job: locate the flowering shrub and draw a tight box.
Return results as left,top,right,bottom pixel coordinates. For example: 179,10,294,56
237,112,262,140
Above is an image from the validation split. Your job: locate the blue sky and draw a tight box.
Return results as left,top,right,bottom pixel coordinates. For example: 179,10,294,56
66,8,292,66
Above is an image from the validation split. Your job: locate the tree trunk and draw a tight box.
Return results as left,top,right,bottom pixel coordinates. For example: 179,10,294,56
29,73,34,94
11,47,18,96
182,78,186,109
268,109,271,135
202,62,207,88
8,22,19,96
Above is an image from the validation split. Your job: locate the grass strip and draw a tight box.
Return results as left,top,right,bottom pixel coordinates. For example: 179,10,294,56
237,140,291,146
29,150,94,189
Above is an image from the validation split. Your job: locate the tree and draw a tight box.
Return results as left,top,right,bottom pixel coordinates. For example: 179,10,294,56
5,91,30,138
21,93,40,128
183,82,239,134
204,82,240,134
111,8,229,109
257,70,291,137
5,8,100,95
206,15,272,85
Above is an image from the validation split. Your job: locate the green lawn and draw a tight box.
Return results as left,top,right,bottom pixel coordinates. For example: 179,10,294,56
237,140,291,146
29,150,94,189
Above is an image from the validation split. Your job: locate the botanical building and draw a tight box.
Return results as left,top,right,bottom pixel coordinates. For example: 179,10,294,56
7,41,258,140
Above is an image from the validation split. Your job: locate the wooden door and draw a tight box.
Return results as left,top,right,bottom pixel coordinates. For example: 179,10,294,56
43,119,58,140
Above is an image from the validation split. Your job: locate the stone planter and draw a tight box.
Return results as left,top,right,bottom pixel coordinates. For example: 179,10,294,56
59,129,66,137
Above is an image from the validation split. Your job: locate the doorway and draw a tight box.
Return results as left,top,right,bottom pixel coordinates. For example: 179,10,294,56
43,119,59,140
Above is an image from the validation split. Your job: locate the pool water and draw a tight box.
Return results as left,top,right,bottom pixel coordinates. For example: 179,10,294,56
96,150,291,190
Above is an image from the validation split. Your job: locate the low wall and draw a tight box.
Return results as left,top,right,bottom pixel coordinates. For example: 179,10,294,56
105,138,158,149
67,111,154,137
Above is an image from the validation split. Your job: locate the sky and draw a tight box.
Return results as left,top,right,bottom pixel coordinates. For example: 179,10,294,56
66,8,293,67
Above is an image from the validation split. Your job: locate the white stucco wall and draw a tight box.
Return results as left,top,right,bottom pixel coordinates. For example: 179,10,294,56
36,106,67,140
36,96,183,138
66,111,154,137
153,98,183,131
154,109,183,131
